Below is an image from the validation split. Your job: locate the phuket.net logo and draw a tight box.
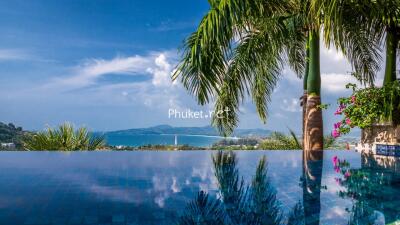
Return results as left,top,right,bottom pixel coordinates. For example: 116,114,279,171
168,108,231,119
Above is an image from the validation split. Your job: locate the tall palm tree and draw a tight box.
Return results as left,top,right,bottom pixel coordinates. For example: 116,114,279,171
303,0,383,150
173,0,380,151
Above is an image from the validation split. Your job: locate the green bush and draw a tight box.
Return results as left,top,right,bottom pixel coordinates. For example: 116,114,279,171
23,123,105,151
333,82,400,138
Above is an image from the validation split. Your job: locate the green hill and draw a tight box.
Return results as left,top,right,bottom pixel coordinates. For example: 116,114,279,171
0,122,28,149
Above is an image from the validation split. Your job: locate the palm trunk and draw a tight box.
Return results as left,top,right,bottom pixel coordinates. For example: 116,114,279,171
302,36,310,148
304,29,323,151
383,27,398,85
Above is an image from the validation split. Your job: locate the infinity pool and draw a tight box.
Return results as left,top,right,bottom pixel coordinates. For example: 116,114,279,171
0,150,398,225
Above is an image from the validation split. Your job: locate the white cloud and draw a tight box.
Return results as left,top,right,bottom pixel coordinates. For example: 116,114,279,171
281,98,300,112
0,49,31,61
49,52,176,90
321,47,345,62
148,54,176,87
171,177,181,193
80,55,151,77
321,73,360,93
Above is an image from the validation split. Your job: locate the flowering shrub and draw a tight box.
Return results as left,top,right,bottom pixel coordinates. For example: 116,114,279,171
332,82,400,138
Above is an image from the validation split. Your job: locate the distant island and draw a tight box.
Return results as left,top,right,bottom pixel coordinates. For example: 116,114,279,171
104,124,272,137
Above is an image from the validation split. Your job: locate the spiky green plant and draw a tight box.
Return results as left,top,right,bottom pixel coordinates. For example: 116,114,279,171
23,123,105,151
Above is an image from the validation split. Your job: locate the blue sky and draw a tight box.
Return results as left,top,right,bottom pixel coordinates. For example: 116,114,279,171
0,0,384,133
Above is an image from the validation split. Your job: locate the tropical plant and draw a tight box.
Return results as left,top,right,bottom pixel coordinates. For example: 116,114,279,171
259,130,336,150
173,0,381,152
177,151,305,225
259,132,302,150
325,0,400,139
332,82,400,138
23,123,105,150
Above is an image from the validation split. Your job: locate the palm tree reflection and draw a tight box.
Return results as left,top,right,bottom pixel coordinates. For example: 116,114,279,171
177,151,305,225
302,150,324,225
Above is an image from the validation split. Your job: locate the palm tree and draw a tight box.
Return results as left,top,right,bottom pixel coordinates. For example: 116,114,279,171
322,0,400,125
23,122,105,150
322,0,400,86
173,0,307,133
173,0,379,151
368,1,399,85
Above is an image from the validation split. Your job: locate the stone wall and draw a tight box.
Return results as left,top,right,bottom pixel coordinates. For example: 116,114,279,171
361,124,400,144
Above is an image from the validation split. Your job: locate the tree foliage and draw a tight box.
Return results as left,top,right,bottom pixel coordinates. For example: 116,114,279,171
173,0,383,135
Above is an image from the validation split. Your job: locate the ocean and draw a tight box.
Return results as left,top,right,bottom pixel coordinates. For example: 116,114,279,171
104,134,227,147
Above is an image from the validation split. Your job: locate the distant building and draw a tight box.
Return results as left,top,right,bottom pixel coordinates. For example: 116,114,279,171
1,143,16,149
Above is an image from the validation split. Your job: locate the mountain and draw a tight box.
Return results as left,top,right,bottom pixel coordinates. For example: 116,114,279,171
105,125,272,137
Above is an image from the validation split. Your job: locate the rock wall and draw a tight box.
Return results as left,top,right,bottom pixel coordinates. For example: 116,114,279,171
361,124,400,144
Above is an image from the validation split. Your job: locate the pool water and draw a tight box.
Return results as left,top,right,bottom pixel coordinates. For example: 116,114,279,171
0,150,398,225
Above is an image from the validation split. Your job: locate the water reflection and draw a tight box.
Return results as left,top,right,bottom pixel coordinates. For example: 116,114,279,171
333,153,400,224
302,151,323,225
0,151,398,224
177,151,305,225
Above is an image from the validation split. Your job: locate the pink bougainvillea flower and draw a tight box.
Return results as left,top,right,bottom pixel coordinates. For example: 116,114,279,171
332,129,340,138
334,104,345,115
345,118,351,125
332,156,338,167
334,166,340,173
351,95,356,103
334,122,342,129
344,171,351,178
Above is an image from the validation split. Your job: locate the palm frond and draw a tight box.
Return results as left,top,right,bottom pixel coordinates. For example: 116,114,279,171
322,0,389,85
288,128,302,149
211,19,288,135
287,202,305,225
177,191,226,225
249,156,283,225
172,0,271,105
